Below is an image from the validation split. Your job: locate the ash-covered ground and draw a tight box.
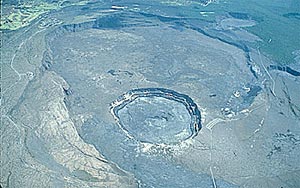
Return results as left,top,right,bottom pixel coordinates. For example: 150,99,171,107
1,0,300,187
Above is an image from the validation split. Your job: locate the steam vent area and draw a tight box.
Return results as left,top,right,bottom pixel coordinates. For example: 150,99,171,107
1,1,300,188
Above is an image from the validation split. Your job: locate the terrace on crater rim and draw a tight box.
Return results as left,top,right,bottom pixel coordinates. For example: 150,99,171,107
110,88,202,144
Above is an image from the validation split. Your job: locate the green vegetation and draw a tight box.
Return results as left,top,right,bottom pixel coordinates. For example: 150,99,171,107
0,0,88,30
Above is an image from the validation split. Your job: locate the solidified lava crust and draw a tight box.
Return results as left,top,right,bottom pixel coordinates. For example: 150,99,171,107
110,88,202,144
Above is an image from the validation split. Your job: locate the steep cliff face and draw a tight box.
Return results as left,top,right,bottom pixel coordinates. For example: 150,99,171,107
5,71,137,188
2,1,300,187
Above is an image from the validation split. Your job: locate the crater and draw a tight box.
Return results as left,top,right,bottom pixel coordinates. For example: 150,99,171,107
110,88,202,144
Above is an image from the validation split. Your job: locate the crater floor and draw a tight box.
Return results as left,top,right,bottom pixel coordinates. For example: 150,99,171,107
111,88,202,144
1,1,300,188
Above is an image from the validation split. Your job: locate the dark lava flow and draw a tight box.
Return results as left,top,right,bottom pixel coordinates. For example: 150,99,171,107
110,88,202,144
269,65,300,77
44,7,250,187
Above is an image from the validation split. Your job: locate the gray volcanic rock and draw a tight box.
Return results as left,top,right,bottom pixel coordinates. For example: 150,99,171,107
1,1,300,187
3,71,137,188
